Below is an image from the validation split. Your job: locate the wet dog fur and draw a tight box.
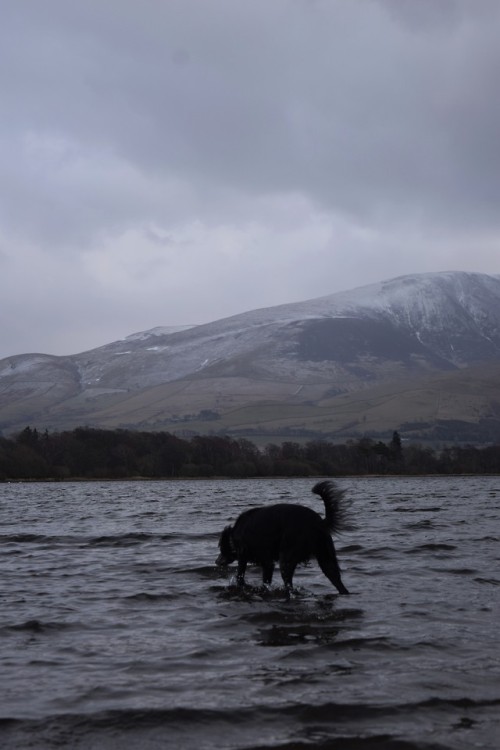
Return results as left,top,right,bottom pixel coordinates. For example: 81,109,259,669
215,480,349,593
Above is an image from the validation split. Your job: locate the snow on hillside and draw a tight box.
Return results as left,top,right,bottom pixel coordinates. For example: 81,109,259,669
123,325,196,342
2,272,500,391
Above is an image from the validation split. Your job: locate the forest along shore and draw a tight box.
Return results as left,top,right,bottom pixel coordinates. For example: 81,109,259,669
2,426,500,480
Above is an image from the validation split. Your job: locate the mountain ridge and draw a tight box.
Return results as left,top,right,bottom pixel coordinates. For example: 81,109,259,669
2,271,500,442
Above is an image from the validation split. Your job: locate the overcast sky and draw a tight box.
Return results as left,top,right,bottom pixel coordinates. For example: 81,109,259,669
2,0,500,357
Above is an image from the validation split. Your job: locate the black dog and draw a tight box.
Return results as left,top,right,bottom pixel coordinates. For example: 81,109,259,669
216,480,350,593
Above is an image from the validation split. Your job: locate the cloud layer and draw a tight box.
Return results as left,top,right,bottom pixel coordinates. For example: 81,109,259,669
1,0,500,356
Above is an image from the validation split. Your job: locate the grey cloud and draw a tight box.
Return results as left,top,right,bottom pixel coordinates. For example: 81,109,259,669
2,0,500,246
378,0,464,31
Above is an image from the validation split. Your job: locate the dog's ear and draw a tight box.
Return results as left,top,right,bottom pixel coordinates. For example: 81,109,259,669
227,527,237,555
218,525,229,549
219,525,236,555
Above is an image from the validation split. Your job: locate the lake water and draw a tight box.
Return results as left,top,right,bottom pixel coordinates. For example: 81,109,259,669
0,476,499,749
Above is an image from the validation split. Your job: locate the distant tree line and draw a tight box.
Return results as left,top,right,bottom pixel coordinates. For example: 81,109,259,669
1,427,500,480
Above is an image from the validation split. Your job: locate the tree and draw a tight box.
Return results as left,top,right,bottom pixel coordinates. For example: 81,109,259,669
390,431,403,462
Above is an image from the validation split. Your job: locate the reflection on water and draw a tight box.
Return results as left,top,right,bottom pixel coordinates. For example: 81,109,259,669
0,475,499,749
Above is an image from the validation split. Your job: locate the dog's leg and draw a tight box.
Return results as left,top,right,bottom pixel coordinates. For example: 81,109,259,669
279,556,298,590
317,553,349,594
315,534,350,594
261,561,274,585
236,558,247,586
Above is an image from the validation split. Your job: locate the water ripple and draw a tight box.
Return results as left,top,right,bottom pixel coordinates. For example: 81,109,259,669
0,476,499,749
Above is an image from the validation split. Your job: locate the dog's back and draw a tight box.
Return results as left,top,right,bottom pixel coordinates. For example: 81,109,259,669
231,503,326,564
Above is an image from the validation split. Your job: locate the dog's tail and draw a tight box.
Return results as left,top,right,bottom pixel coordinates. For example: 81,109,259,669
312,480,350,534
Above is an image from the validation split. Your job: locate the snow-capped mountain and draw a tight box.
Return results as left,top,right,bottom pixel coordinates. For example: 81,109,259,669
2,271,500,441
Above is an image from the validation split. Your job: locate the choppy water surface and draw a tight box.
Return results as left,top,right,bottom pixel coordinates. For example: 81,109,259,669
0,476,499,749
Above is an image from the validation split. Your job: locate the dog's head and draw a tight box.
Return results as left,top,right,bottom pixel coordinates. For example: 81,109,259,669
216,525,236,566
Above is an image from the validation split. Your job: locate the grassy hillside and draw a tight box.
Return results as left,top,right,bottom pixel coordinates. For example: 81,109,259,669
2,363,496,444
